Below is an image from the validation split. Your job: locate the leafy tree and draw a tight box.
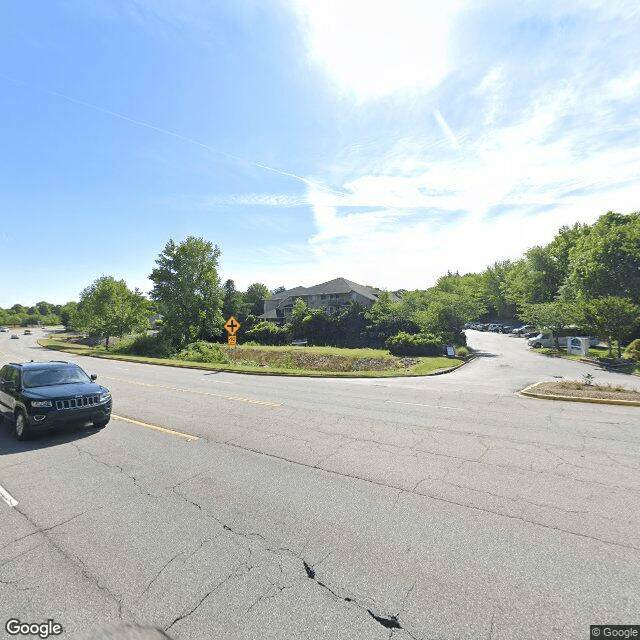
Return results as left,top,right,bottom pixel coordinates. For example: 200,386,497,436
59,302,78,328
332,301,369,347
71,276,151,349
35,301,55,316
245,283,271,317
410,290,480,345
581,297,640,357
365,291,418,344
503,247,564,307
289,298,309,339
272,286,286,295
222,279,248,321
149,237,224,349
245,321,288,345
483,261,518,320
519,300,580,348
562,212,640,302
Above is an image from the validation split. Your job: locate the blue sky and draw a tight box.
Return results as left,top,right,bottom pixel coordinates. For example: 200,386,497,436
1,0,639,307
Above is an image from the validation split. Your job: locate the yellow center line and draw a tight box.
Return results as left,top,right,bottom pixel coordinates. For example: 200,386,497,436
112,414,198,442
103,376,281,408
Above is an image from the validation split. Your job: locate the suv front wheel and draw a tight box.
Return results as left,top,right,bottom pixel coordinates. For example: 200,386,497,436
15,410,30,441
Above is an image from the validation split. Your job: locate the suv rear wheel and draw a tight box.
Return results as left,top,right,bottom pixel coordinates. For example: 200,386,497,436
15,410,30,441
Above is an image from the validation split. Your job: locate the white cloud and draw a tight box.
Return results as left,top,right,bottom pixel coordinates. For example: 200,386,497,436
204,193,308,208
289,0,466,101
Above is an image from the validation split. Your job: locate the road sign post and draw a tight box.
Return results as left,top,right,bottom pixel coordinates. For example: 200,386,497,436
224,316,241,336
224,316,240,348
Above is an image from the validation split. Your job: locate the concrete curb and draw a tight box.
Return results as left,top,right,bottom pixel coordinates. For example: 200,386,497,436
520,381,640,407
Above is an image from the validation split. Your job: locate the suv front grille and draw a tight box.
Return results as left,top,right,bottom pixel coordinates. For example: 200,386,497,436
55,395,100,410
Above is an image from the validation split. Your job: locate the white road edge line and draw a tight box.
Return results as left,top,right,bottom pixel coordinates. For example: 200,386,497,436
0,484,18,508
385,400,463,411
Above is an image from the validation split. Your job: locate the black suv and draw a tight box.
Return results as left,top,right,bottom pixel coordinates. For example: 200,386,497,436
0,361,112,440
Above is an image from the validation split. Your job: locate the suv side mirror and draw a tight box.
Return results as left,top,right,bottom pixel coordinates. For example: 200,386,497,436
90,374,97,381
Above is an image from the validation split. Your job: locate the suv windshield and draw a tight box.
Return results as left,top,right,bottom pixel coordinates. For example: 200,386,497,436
22,365,91,388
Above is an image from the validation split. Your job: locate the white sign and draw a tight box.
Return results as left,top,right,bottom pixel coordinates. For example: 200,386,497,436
567,337,589,356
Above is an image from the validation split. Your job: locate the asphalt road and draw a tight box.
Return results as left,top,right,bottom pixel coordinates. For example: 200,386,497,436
1,329,638,639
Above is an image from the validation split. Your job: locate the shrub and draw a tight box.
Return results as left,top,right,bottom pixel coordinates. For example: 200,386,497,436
245,321,288,345
386,331,442,357
455,346,470,357
175,341,231,364
111,333,174,358
623,338,640,361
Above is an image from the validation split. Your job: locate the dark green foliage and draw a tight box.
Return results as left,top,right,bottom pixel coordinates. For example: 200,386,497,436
386,332,442,357
581,297,640,357
562,212,640,303
71,276,151,349
245,283,271,317
623,339,640,361
175,341,231,364
245,321,288,345
111,333,174,358
149,237,224,349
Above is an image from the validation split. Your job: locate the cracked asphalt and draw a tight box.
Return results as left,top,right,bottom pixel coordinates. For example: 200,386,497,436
0,329,638,639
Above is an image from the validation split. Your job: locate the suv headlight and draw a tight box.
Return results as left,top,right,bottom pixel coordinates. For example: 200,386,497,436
99,391,111,402
32,400,52,407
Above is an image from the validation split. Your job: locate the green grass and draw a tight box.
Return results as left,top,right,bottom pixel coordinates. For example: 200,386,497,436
39,337,465,377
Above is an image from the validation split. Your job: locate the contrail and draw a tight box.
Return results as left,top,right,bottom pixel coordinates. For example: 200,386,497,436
433,108,460,150
0,71,316,187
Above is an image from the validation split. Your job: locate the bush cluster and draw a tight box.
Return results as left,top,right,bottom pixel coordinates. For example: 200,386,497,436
245,321,288,345
623,338,640,361
111,333,174,358
386,331,442,357
175,341,231,364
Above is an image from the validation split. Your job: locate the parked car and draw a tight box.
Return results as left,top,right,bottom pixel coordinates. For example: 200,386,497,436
24,329,32,335
528,333,598,348
10,334,19,339
513,325,534,335
0,361,112,440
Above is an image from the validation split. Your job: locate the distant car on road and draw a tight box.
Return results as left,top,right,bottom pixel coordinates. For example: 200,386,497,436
23,329,32,335
10,334,19,339
0,361,112,440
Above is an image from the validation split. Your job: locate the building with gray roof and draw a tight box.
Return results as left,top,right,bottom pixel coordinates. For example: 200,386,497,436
259,277,398,323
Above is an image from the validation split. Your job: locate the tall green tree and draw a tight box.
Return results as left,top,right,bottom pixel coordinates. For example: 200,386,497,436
581,297,640,357
562,212,640,302
245,283,271,317
222,279,248,321
59,302,78,328
149,237,224,349
71,277,151,349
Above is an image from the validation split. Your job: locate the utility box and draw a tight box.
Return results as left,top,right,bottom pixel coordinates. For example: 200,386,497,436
567,337,589,356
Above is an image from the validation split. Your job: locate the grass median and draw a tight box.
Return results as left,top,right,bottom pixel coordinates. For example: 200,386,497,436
39,337,464,378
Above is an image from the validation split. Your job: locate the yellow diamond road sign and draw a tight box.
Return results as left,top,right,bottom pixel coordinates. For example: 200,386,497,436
224,316,241,335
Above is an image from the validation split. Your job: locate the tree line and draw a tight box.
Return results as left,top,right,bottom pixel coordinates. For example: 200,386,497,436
6,210,639,357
